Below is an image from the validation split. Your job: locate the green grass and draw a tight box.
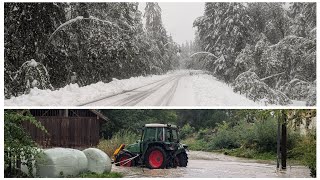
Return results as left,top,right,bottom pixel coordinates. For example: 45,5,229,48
77,172,123,178
182,137,209,151
224,148,276,160
219,148,303,166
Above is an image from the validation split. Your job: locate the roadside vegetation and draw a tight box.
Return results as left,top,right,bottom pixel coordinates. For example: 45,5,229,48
101,109,316,177
98,130,139,158
180,114,316,177
4,110,47,178
76,171,123,178
58,171,122,178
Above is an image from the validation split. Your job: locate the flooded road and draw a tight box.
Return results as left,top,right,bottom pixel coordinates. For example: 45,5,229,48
112,151,311,178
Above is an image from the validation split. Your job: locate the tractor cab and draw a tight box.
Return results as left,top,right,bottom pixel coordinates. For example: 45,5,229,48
141,124,179,143
113,123,188,169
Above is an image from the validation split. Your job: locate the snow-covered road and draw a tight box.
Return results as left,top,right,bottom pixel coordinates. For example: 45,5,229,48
82,71,258,106
4,70,267,106
82,74,195,106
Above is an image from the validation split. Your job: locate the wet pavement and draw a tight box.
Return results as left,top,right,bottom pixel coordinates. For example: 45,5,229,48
112,151,311,178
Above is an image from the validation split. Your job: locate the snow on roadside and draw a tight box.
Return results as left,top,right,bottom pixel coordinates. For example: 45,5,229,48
4,71,185,106
5,69,307,106
191,74,260,106
191,74,307,106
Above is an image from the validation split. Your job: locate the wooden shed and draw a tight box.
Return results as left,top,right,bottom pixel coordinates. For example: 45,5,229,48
24,109,108,149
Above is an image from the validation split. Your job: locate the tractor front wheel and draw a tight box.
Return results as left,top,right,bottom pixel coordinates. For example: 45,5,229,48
145,146,167,169
176,152,188,167
116,152,134,167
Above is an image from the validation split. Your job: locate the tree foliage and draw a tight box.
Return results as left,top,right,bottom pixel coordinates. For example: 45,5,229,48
190,2,316,105
4,110,47,177
5,2,180,98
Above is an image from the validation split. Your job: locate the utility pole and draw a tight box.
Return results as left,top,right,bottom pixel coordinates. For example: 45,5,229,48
281,110,287,169
277,112,281,169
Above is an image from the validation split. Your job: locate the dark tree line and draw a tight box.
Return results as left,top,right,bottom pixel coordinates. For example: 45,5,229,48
4,2,180,98
99,109,251,138
187,2,316,105
99,109,315,138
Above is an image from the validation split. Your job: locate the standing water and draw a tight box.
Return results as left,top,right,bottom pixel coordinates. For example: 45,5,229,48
112,151,311,178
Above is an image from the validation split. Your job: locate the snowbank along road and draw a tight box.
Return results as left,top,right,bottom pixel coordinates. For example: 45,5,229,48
5,70,304,106
112,151,311,178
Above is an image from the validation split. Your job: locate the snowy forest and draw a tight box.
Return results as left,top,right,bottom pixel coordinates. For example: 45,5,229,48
182,2,316,106
4,2,317,106
4,2,180,98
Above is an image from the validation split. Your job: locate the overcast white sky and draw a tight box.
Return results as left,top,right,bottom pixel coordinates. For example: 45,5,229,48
138,2,205,45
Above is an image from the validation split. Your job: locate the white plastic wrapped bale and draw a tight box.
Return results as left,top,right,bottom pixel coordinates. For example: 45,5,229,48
36,148,88,177
83,148,112,174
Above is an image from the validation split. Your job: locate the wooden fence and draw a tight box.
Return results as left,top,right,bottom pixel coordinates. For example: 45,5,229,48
23,117,101,148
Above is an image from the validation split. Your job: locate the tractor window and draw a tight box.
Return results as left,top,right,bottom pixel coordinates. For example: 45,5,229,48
172,129,178,142
143,128,157,141
165,129,171,141
165,128,178,142
156,128,164,141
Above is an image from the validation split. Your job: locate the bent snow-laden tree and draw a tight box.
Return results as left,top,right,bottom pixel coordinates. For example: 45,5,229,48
4,2,181,98
193,2,254,82
190,2,316,105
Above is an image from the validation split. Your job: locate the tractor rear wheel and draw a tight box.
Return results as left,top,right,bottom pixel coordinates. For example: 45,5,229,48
116,152,134,167
145,146,167,169
176,152,188,167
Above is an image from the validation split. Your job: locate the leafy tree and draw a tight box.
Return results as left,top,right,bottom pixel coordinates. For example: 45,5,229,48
4,110,47,177
292,130,316,177
100,110,178,138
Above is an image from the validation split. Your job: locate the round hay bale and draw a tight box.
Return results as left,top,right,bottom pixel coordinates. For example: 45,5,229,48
36,148,88,177
83,148,112,174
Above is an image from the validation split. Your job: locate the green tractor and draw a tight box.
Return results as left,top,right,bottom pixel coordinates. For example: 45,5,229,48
113,124,188,169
